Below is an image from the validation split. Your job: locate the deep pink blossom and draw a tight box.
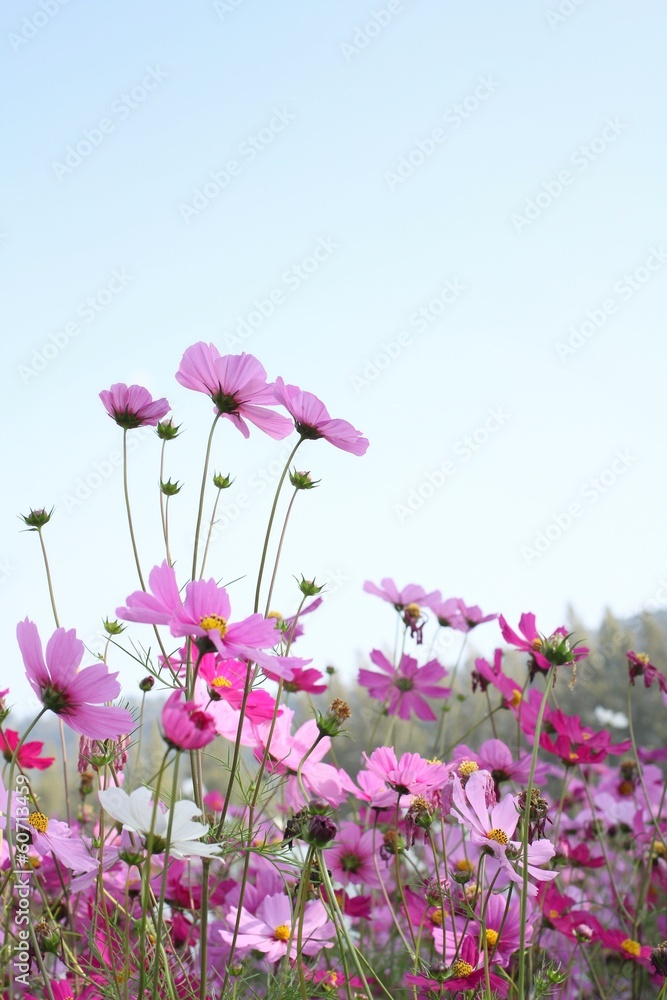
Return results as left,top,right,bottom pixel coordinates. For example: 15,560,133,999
627,650,667,695
499,613,588,678
324,821,381,888
358,650,450,721
99,383,170,429
273,377,368,455
406,935,509,996
197,655,278,722
175,344,292,439
0,728,54,769
16,619,133,740
162,690,217,750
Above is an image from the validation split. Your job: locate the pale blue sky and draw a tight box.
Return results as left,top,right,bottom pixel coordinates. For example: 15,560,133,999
3,0,667,713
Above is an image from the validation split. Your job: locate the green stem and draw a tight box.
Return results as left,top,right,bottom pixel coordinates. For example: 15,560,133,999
123,429,146,591
253,438,302,613
191,413,222,581
517,665,555,1000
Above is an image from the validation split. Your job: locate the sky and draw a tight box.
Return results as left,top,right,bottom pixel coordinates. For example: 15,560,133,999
3,0,667,715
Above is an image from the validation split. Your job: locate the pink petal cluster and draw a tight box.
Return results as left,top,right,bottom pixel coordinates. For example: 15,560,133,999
273,377,369,455
99,383,170,428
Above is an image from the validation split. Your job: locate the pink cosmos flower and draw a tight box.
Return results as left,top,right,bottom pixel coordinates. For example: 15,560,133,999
406,935,509,996
358,650,450,721
273,377,368,455
324,821,381,888
197,655,278,723
430,596,497,632
362,748,450,802
99,383,170,429
27,813,99,874
0,728,54,769
117,562,290,676
175,344,292,439
161,690,217,750
363,578,440,611
539,709,631,766
16,619,133,740
452,771,558,895
220,892,334,962
451,739,549,791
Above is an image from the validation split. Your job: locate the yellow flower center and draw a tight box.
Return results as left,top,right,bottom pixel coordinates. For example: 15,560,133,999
430,907,444,926
636,653,650,665
267,610,283,620
211,676,232,688
618,780,634,796
456,859,475,872
651,839,667,859
427,757,442,765
621,938,641,957
509,689,523,706
549,909,560,919
27,856,41,869
404,602,421,618
531,637,543,650
200,615,228,636
486,828,509,845
458,760,479,777
485,928,499,948
27,812,48,834
569,752,579,761
450,960,474,977
274,924,291,941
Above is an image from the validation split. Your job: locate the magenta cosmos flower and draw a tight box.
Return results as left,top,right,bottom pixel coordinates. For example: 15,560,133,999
175,343,292,439
499,613,589,678
362,747,449,799
161,690,217,750
117,562,290,676
358,649,450,722
273,377,368,455
0,728,54,770
363,577,439,610
99,383,170,429
16,619,133,740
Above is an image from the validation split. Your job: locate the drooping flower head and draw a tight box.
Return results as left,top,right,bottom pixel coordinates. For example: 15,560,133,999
16,619,133,740
175,344,292,439
273,377,369,455
99,383,170,429
161,690,217,750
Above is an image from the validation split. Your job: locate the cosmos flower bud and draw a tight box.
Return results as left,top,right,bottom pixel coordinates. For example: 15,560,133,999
289,468,320,490
650,940,667,977
103,618,125,635
160,478,183,496
297,576,325,597
156,419,181,440
139,676,155,692
20,507,53,530
303,814,337,847
213,472,234,489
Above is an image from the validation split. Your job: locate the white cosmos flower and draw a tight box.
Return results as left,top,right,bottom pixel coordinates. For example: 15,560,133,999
99,786,222,859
